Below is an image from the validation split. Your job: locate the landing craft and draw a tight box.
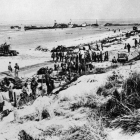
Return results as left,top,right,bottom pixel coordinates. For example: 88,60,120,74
81,22,87,27
91,19,99,27
68,19,74,28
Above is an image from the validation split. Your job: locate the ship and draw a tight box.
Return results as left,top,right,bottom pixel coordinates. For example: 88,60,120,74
91,19,99,27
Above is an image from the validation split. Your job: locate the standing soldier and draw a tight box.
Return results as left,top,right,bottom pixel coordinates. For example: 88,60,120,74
8,80,14,102
56,52,59,62
100,51,103,63
97,52,100,62
104,51,109,61
124,43,127,49
45,71,51,94
0,92,4,112
79,48,85,63
61,51,64,62
31,77,38,99
135,39,138,48
89,49,93,62
45,68,55,95
59,51,62,61
104,51,108,61
54,61,59,71
96,43,99,51
127,43,131,53
8,62,12,75
101,43,104,50
14,63,19,77
51,52,56,61
93,52,96,62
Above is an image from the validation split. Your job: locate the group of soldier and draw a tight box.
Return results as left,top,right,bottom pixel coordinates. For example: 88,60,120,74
51,46,109,74
0,75,39,112
0,44,109,115
8,62,20,77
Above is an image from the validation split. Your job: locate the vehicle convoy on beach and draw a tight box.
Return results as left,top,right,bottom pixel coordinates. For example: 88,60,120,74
0,43,19,56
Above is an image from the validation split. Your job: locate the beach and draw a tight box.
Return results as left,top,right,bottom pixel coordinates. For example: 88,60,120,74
1,0,140,139
0,25,132,75
0,24,140,140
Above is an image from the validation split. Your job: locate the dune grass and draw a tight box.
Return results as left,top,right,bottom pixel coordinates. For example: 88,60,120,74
19,70,140,139
111,112,140,134
18,91,108,140
96,72,140,134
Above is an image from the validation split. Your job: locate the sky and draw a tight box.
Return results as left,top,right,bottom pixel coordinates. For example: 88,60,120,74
0,0,140,24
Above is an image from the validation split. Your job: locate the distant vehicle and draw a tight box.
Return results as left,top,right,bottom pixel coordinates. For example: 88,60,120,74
117,53,128,63
133,26,138,31
10,26,21,30
0,43,19,56
81,23,87,27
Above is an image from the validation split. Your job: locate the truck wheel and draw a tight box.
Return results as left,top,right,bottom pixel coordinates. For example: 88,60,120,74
10,53,13,56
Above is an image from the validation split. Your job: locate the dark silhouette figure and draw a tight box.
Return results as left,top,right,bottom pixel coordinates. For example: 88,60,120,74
31,78,38,99
127,43,131,53
135,39,138,48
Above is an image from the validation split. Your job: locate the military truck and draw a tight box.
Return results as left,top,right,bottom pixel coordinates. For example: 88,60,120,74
0,43,19,56
117,53,128,63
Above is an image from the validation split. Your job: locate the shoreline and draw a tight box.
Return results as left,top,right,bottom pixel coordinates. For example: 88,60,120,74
0,60,54,79
0,26,133,79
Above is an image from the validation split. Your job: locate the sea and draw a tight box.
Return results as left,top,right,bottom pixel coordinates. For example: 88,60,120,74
0,19,138,50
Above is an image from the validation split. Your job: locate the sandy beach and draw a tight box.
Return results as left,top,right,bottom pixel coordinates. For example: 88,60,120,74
0,25,132,75
2,0,140,139
0,24,140,140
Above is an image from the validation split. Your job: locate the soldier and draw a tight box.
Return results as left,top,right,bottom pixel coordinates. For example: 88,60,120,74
88,49,93,61
54,61,59,71
56,52,59,62
8,80,14,102
0,93,4,112
31,77,38,99
96,43,99,51
51,52,56,61
61,51,64,62
8,62,12,74
127,43,131,53
59,51,62,62
101,43,104,50
100,51,103,63
124,43,127,49
45,68,55,95
14,63,19,77
93,52,96,62
135,39,138,48
96,52,100,62
112,56,117,63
